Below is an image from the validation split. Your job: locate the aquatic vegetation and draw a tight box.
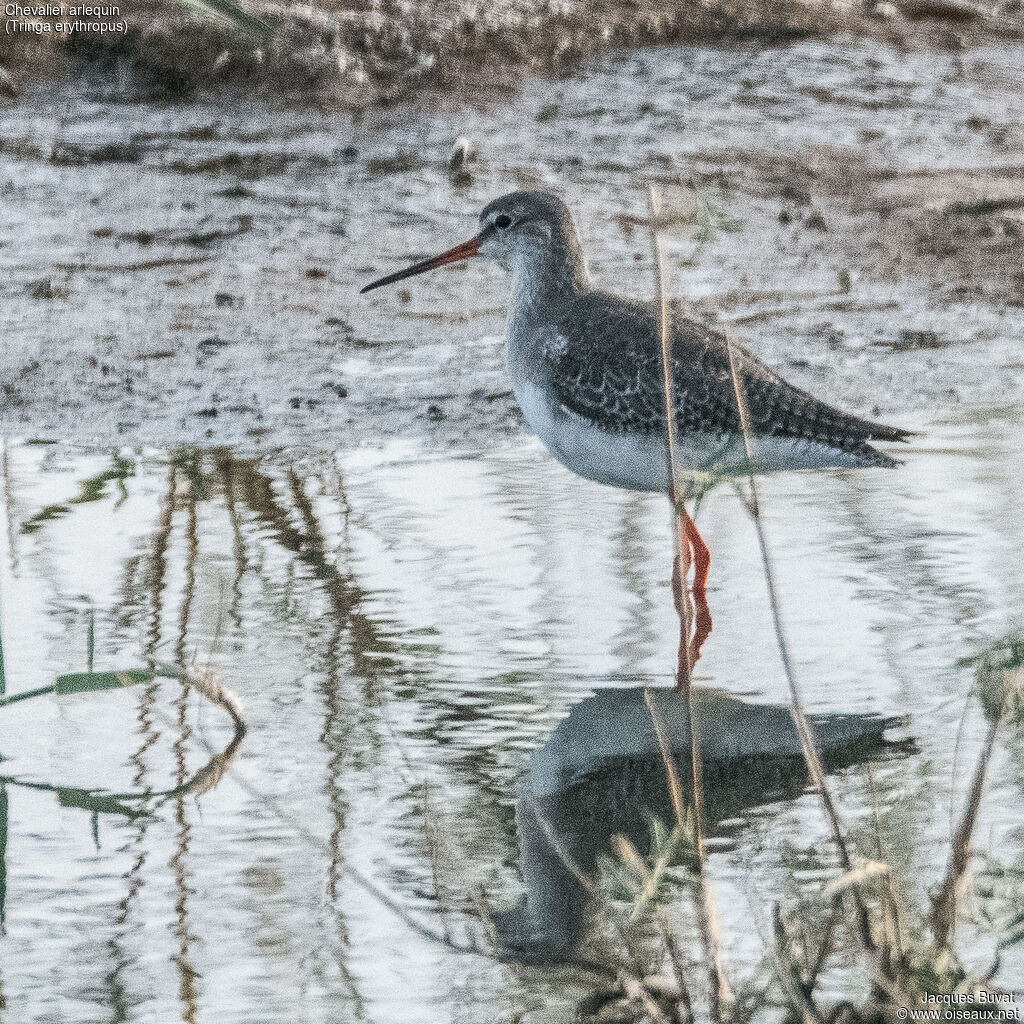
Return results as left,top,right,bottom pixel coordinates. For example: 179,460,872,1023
19,452,134,535
2,173,1022,1018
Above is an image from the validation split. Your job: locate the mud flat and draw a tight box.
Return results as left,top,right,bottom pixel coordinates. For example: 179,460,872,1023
1,31,1023,453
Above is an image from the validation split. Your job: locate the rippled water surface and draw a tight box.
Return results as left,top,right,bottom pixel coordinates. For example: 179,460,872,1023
1,405,1023,1022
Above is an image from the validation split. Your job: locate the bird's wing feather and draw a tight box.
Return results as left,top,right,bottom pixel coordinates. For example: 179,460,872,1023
549,293,910,453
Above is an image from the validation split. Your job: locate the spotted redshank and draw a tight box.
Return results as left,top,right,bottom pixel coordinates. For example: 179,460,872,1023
361,191,910,593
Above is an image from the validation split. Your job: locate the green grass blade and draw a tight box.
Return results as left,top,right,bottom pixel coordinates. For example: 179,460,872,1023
0,684,55,708
58,787,152,819
87,609,95,675
55,670,154,695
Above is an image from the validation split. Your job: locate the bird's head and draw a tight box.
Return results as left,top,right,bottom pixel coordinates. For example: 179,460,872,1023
360,190,582,294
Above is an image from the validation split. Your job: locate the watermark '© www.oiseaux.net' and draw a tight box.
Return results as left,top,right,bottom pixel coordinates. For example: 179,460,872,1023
894,990,1020,1022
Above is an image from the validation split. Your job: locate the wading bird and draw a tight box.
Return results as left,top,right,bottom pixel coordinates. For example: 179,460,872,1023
361,191,909,598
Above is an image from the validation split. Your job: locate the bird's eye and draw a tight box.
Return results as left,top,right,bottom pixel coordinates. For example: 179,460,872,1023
494,214,512,229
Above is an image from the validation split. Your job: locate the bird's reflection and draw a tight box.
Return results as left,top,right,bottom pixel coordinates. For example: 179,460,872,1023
492,686,906,963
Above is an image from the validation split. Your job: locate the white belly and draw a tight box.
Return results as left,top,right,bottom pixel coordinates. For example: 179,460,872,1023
514,380,669,492
513,381,876,493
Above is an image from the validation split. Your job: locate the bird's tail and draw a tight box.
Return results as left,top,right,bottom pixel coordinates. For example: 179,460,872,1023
864,420,916,444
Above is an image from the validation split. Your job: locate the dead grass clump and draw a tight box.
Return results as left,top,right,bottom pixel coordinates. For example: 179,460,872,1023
2,0,863,102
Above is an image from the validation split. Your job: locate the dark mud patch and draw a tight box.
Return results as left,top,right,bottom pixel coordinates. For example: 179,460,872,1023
96,214,253,248
872,169,1024,305
49,140,144,166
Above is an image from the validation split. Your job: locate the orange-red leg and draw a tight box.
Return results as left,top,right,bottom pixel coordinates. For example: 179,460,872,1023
681,510,712,595
670,497,714,689
671,575,713,689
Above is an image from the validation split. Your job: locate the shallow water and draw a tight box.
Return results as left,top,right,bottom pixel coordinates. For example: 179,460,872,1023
1,406,1023,1022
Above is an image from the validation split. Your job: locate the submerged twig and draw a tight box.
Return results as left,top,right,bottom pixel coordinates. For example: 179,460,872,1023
931,712,1001,949
180,665,246,735
773,904,826,1024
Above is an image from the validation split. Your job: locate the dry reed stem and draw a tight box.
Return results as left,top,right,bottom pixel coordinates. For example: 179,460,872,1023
619,970,675,1024
648,189,684,500
722,332,876,955
644,688,687,824
648,184,730,1019
660,918,696,1024
772,904,826,1024
931,713,1001,950
532,802,596,894
648,189,696,691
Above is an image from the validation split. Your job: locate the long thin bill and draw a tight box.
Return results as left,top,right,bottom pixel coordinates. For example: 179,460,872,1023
360,231,487,294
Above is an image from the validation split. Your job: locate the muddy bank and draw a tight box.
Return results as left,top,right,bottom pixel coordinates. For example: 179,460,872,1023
0,0,1021,103
1,36,1023,454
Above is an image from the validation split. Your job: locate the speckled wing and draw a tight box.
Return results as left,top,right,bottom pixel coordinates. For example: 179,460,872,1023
548,292,910,461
